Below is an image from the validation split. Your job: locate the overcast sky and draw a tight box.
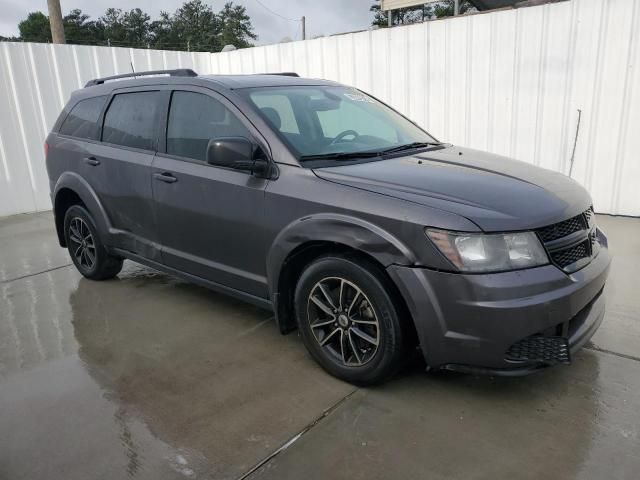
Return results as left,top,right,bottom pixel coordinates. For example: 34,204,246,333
0,0,376,45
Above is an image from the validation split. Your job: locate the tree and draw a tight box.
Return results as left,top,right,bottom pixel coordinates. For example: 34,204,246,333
123,8,152,47
218,2,257,48
149,11,180,49
18,12,52,43
96,8,152,47
150,0,257,51
170,0,219,50
98,8,127,45
13,1,258,52
64,9,100,45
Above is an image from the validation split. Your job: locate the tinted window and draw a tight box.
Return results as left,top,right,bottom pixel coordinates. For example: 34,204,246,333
102,91,161,150
59,96,106,140
167,91,250,162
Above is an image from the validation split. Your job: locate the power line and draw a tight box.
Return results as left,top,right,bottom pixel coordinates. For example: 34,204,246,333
252,0,299,22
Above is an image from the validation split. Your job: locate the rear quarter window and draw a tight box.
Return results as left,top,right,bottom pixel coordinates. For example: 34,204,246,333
58,96,107,140
102,91,161,151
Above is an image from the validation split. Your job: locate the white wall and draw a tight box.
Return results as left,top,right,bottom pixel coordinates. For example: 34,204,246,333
1,0,638,217
0,43,212,217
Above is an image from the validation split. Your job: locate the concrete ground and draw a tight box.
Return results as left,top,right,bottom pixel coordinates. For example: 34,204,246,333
0,212,638,480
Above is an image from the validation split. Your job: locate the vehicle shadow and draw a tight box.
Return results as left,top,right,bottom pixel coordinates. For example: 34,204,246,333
68,265,353,479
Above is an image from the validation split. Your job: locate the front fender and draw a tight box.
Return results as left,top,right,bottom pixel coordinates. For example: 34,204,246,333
53,172,112,243
266,213,416,298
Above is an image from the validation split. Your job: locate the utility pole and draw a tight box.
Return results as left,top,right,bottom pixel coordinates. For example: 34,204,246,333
301,16,306,40
454,0,460,16
47,0,66,44
388,9,393,27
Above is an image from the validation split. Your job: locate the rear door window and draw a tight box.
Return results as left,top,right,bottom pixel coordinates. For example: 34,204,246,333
102,91,161,151
59,96,107,140
166,91,250,162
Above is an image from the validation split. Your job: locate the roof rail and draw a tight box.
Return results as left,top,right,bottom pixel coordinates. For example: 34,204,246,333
261,72,300,77
85,68,198,87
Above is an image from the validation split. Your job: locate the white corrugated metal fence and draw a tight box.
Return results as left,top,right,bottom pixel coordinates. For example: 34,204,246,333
0,0,638,217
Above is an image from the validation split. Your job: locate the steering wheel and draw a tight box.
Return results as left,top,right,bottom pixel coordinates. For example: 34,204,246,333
329,130,360,146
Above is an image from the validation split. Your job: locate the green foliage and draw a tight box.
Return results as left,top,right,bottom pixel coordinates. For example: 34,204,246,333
64,9,101,45
18,12,51,43
218,2,257,49
98,8,127,45
158,0,220,50
98,8,152,47
149,12,179,49
9,0,257,52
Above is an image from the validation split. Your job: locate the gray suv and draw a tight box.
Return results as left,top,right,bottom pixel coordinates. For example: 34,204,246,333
46,69,610,384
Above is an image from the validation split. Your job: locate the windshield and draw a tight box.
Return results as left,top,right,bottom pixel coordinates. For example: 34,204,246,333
241,86,437,161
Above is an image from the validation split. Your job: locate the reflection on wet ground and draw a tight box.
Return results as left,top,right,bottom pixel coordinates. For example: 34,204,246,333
1,212,639,479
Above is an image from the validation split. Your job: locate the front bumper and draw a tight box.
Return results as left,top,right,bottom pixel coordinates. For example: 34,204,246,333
388,246,610,374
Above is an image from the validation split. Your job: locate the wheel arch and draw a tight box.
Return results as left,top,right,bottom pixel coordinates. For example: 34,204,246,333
267,214,418,336
53,172,111,247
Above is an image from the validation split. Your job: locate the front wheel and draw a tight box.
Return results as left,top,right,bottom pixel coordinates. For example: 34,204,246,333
64,205,123,280
294,255,409,385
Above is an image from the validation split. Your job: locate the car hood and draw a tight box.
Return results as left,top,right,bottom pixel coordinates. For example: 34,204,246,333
313,146,592,231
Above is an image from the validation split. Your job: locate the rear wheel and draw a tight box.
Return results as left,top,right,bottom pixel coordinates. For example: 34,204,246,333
64,205,123,280
294,255,408,385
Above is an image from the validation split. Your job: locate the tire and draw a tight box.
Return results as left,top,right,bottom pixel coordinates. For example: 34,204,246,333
63,205,123,280
294,255,409,385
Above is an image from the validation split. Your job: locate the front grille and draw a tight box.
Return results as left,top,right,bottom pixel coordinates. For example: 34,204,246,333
505,335,571,364
537,207,596,272
538,215,586,243
551,240,590,268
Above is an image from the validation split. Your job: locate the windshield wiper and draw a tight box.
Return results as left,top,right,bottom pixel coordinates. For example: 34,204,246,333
299,142,443,162
378,142,442,155
299,150,381,161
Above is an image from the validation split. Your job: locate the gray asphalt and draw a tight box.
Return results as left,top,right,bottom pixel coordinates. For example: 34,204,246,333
0,212,638,479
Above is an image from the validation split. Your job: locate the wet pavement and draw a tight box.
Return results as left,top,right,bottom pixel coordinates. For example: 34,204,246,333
0,212,638,479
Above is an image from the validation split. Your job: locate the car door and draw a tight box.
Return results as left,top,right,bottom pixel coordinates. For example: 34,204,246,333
86,88,163,260
151,86,272,298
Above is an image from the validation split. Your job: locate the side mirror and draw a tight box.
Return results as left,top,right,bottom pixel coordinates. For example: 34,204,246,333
206,137,271,178
206,137,252,168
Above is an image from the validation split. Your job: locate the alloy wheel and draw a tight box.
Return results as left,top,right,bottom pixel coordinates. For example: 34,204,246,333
307,277,380,367
68,217,96,270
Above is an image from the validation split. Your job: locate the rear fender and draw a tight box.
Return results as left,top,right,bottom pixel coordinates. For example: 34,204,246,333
53,172,112,244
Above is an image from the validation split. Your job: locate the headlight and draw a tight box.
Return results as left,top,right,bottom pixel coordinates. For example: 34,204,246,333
426,229,549,272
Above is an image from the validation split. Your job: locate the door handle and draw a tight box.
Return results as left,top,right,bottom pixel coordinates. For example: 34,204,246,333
83,156,100,166
153,172,178,184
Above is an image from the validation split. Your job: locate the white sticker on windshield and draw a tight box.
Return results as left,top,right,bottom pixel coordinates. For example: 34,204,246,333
343,92,374,103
